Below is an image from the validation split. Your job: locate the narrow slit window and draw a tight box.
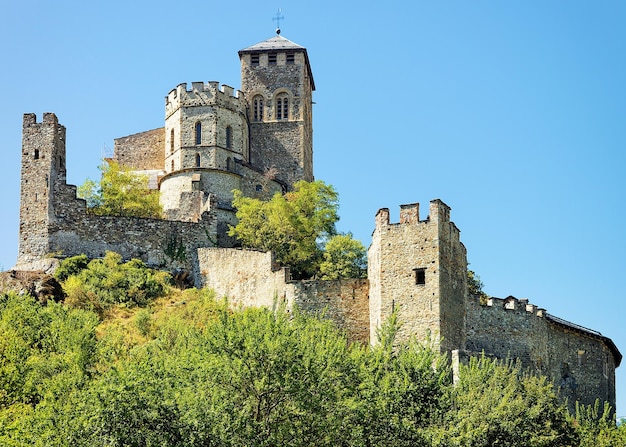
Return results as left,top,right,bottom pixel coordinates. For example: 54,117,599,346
414,268,426,285
226,126,232,149
195,153,201,167
34,149,39,160
195,122,202,145
170,129,175,153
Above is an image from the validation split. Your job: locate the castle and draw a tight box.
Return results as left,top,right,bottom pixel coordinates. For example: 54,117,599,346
15,34,620,411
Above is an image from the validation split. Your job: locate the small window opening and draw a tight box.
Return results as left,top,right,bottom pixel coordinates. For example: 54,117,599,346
195,153,201,167
226,126,232,149
268,53,277,65
286,53,295,64
255,184,263,192
414,268,426,285
170,129,175,153
276,94,289,120
226,157,232,171
34,149,39,160
253,97,264,122
195,122,202,145
171,160,175,171
251,53,259,66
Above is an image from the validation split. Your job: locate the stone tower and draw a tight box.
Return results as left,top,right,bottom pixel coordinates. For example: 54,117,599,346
239,35,315,187
368,200,468,353
159,82,250,243
17,113,66,265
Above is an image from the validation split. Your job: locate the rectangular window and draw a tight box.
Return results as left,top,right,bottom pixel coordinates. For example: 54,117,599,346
414,268,426,285
268,53,277,65
251,53,259,66
286,53,295,64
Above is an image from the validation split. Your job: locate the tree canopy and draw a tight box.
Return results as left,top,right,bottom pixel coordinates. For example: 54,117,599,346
77,160,162,218
229,180,366,279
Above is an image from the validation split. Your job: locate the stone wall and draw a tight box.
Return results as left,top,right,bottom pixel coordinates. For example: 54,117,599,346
198,248,370,344
466,295,620,410
290,279,370,344
114,128,165,171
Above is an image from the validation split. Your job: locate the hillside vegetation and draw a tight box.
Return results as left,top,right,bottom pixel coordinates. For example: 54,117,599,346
0,256,624,446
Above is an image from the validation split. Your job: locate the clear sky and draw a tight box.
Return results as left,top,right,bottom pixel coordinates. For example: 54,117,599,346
1,0,625,416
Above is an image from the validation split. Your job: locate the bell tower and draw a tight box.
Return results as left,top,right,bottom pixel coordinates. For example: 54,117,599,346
239,33,315,188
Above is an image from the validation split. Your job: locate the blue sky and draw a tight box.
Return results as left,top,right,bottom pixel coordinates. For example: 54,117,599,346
1,1,625,415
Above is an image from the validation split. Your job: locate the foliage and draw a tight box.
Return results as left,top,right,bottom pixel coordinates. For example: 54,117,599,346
0,274,621,445
229,180,340,279
467,269,489,303
0,292,98,410
570,400,626,447
53,254,89,282
431,355,576,447
58,252,170,315
319,233,367,280
230,180,368,279
77,160,162,218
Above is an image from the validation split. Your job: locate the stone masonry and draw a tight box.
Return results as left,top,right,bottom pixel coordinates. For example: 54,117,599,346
13,33,620,411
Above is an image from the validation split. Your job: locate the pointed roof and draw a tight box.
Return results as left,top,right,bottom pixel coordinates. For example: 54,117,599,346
239,35,306,53
239,35,315,91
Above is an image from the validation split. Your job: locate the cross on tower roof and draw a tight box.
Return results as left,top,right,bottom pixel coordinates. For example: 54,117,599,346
273,9,284,35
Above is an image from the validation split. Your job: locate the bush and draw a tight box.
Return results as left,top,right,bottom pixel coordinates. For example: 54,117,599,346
57,252,171,315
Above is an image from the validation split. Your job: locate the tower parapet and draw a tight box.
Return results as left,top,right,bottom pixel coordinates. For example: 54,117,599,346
165,82,246,119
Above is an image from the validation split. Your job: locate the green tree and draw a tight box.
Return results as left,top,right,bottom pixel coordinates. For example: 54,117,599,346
319,233,367,279
571,400,626,447
59,252,170,315
78,160,162,218
229,180,340,279
0,292,98,410
432,355,576,447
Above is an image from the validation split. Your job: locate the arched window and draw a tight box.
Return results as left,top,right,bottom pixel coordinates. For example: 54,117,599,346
195,153,201,168
195,122,202,145
276,93,289,120
226,126,232,149
170,129,175,153
253,96,264,122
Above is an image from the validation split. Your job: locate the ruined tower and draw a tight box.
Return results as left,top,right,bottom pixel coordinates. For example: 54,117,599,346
239,34,315,187
368,200,468,353
17,113,66,265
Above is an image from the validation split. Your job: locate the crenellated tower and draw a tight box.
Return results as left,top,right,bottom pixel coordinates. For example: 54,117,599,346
239,34,315,187
368,199,468,354
17,113,66,265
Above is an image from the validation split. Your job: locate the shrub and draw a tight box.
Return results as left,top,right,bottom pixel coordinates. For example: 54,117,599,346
57,252,171,315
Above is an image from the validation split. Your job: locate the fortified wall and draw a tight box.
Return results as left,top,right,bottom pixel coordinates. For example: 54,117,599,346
18,113,217,277
466,295,619,411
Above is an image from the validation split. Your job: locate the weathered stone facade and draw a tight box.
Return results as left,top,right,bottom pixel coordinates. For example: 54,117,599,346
13,34,620,411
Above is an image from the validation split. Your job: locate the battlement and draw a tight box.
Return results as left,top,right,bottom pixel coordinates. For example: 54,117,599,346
165,82,246,118
375,199,452,229
23,112,60,127
484,295,546,317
